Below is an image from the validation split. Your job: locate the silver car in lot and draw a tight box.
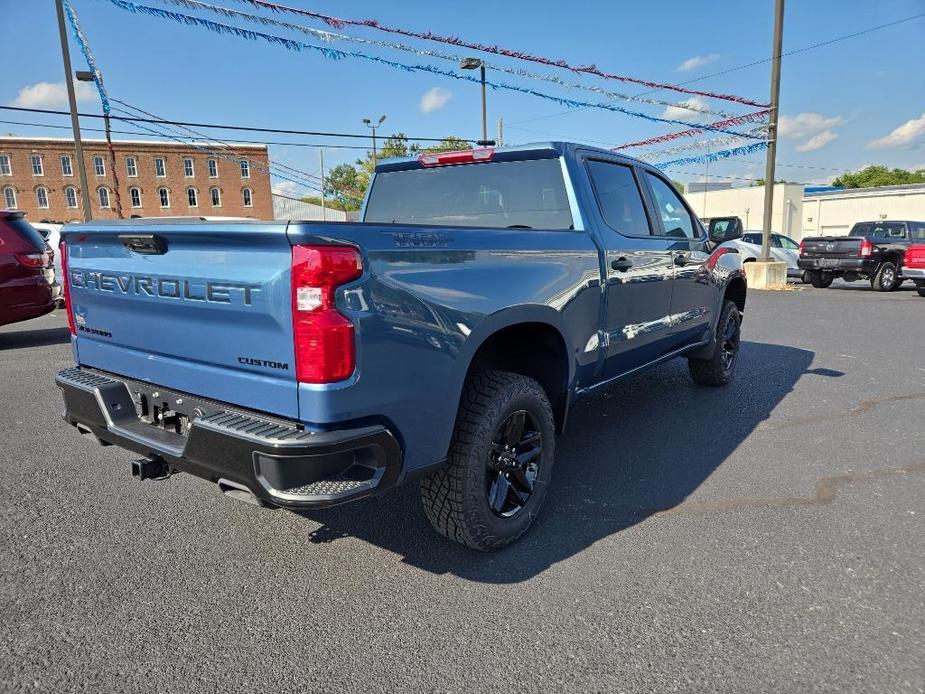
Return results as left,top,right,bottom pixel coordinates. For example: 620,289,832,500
720,231,804,281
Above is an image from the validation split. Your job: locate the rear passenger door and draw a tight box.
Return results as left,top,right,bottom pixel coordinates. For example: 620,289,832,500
583,158,676,379
641,170,714,351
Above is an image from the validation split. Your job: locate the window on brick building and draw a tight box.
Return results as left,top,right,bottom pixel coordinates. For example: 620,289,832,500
159,187,170,208
130,187,142,208
0,154,11,176
65,186,78,208
94,156,105,176
155,158,166,177
184,158,194,177
3,186,16,207
240,159,250,178
31,154,44,176
187,187,198,207
242,187,252,207
126,157,138,177
98,187,110,208
36,186,49,209
210,187,221,207
61,155,73,176
208,159,218,178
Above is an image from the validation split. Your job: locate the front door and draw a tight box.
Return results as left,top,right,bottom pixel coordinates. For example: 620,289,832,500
641,170,714,350
584,158,676,380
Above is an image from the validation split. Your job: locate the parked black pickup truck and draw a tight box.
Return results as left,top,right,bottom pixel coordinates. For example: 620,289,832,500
798,220,925,291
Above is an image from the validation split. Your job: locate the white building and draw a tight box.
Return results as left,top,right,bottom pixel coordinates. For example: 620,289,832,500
683,182,925,240
683,183,805,238
801,184,925,237
272,194,347,221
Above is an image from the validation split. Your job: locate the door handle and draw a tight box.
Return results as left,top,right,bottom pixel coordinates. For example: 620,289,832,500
611,257,633,272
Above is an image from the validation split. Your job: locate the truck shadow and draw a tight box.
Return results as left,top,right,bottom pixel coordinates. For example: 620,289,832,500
0,325,71,350
300,341,815,583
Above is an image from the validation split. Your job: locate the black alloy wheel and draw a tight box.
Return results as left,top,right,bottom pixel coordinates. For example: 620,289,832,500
486,410,542,517
720,310,740,372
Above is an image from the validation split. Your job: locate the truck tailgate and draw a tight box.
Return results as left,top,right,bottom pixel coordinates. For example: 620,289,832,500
63,222,298,418
801,236,862,257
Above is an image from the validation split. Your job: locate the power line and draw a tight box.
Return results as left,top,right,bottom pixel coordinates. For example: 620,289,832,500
0,118,372,149
0,105,462,143
507,11,925,128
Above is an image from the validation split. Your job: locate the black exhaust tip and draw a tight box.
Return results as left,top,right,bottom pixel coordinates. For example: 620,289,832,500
131,458,169,481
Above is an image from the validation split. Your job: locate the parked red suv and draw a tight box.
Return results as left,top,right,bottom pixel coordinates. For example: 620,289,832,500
902,245,925,297
0,211,56,327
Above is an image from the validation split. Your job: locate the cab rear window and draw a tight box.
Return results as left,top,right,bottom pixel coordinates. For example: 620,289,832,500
365,158,573,229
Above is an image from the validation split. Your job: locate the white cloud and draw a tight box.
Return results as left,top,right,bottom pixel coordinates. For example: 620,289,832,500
10,81,96,109
796,130,838,152
271,180,301,198
419,87,452,114
661,96,711,122
867,112,925,149
777,113,844,139
677,54,719,73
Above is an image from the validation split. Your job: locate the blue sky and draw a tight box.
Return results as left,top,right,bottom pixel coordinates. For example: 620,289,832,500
3,0,924,197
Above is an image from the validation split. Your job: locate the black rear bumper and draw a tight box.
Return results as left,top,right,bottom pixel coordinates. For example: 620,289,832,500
797,257,876,274
56,367,402,509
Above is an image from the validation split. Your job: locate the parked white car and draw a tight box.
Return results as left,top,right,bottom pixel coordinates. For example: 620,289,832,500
720,231,803,281
31,222,63,302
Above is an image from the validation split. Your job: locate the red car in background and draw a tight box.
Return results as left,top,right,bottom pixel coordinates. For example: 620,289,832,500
903,245,925,297
0,210,57,327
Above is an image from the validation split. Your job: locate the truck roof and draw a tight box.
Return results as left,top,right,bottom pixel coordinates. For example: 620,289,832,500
375,141,656,173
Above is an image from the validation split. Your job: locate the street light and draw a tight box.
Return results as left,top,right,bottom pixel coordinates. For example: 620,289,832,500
459,58,493,146
55,0,92,221
363,115,386,167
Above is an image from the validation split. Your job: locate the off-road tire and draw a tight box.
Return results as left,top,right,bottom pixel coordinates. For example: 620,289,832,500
918,284,925,298
871,261,898,291
809,271,834,289
688,300,741,386
420,371,555,551
801,270,813,284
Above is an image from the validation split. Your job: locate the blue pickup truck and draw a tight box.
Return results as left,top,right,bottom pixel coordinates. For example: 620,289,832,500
56,142,746,550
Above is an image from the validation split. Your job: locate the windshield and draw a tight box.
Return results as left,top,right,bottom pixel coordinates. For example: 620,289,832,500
3,217,48,251
365,158,574,229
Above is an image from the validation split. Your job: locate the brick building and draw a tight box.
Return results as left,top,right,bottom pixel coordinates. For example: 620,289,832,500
0,136,273,222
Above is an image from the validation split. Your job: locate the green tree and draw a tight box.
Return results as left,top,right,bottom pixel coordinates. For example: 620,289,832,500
671,180,685,194
832,165,925,188
323,163,366,210
414,136,474,154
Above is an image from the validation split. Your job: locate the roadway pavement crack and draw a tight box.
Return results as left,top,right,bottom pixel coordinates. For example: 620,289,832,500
758,392,925,432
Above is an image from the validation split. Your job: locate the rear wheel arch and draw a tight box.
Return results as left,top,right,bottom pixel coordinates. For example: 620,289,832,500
460,317,572,433
724,276,747,315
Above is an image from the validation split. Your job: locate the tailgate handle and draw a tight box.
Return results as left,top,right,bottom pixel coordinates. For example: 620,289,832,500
119,234,168,255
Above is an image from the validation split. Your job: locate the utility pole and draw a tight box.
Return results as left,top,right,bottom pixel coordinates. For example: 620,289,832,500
55,0,92,221
497,117,504,147
319,149,326,221
479,63,488,146
759,0,785,262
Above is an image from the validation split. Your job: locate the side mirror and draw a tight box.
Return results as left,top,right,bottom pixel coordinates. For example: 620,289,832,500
708,216,743,243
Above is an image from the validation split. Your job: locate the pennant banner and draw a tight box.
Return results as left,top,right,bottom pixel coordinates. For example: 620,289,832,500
612,111,771,150
104,0,768,138
636,128,768,160
653,141,771,170
224,0,768,108
157,0,738,119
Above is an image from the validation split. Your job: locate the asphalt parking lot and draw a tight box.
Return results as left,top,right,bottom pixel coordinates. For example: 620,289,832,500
1,282,924,693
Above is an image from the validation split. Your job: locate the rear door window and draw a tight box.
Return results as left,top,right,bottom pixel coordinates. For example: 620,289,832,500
908,223,925,240
645,172,697,239
365,158,573,229
585,160,652,237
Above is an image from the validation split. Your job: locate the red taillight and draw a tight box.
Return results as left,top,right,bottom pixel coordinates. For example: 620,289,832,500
798,240,805,256
418,147,494,167
859,238,873,257
291,245,362,384
60,240,76,336
15,252,48,268
906,245,925,268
